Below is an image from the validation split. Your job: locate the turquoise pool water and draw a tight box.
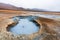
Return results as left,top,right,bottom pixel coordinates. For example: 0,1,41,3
9,16,39,35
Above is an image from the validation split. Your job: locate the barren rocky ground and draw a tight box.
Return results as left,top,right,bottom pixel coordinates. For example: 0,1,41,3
0,10,60,40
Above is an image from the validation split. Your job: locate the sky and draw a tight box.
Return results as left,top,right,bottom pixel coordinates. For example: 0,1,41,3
0,0,60,11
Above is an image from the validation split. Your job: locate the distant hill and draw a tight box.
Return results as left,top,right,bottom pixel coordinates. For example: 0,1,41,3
0,3,47,12
0,3,18,10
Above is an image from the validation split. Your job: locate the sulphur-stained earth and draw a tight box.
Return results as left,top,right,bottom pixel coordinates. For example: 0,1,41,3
0,10,60,40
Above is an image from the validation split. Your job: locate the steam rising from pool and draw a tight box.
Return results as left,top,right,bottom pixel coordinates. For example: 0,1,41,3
8,16,40,35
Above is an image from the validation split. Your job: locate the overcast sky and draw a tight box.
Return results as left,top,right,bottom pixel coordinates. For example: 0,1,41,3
0,0,60,11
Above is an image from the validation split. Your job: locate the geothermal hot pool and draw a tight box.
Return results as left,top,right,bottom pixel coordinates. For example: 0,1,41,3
7,16,40,35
